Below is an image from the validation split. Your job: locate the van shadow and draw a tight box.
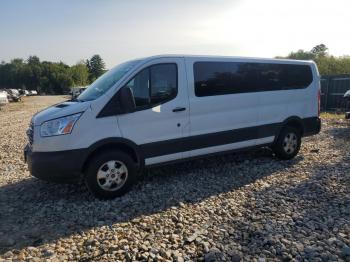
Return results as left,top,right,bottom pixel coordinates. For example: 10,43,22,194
213,159,350,261
206,126,350,260
0,148,302,254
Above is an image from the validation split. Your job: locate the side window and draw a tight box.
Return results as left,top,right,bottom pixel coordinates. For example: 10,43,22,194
125,63,178,109
194,62,259,96
125,68,149,107
257,63,312,90
194,62,313,97
284,64,313,89
151,64,177,104
258,64,287,91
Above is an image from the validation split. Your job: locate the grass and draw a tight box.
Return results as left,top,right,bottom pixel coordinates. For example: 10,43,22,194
321,112,345,119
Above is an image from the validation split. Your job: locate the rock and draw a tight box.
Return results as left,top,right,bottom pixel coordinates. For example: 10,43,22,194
186,231,201,243
165,251,172,258
202,242,210,253
43,248,55,257
149,248,158,254
17,252,26,260
280,238,291,245
125,251,132,261
204,248,224,262
342,246,350,257
294,242,304,252
3,251,13,258
175,256,184,262
327,237,337,245
179,202,186,208
140,244,148,252
0,238,15,247
304,246,316,254
204,252,216,262
230,252,241,262
0,98,349,261
27,246,39,252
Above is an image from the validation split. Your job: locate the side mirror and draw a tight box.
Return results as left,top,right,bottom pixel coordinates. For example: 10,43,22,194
119,87,136,113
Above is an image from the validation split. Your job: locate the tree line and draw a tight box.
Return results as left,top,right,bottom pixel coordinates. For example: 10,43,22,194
278,44,350,75
1,45,349,95
0,55,106,95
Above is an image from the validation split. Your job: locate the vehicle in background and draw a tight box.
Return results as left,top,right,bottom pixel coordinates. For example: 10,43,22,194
0,90,9,108
6,89,21,102
70,86,87,99
344,90,350,119
27,90,38,96
24,55,321,199
18,89,26,96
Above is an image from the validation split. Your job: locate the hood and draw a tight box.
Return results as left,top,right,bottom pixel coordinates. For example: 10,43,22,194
32,100,91,126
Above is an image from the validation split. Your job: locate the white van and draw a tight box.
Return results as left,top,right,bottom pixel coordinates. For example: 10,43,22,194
0,90,9,107
24,55,321,199
70,86,87,99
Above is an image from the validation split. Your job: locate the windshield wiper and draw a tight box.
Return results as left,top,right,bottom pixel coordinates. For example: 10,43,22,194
68,97,84,102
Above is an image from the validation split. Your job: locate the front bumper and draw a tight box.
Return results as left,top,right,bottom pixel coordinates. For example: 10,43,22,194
24,144,87,183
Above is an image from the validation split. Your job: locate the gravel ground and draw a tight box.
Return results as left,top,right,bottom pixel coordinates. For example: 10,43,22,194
0,96,349,261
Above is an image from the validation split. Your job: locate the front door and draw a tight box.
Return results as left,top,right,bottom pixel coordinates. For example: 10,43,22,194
118,58,190,165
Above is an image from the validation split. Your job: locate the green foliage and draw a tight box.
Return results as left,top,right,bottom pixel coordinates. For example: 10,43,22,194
70,62,89,86
86,54,106,82
0,55,105,94
280,44,350,75
311,44,328,58
286,50,315,60
316,56,350,75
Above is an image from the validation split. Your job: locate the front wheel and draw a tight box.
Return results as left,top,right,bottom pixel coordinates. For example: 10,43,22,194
273,126,301,160
85,150,137,199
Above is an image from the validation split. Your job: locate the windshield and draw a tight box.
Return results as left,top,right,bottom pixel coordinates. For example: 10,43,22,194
78,60,141,101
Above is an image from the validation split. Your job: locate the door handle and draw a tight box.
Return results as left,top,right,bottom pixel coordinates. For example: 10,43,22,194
172,107,186,112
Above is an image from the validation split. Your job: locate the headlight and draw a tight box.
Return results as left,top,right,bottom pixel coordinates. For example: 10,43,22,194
40,113,82,137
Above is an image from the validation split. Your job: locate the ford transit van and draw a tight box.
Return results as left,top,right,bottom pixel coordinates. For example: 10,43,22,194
24,55,321,199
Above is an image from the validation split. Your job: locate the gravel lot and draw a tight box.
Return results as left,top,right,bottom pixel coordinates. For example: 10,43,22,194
0,96,349,261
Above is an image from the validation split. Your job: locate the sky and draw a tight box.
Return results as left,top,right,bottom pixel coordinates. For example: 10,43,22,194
0,0,349,68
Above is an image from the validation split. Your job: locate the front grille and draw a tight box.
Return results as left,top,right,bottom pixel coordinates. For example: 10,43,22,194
26,122,34,145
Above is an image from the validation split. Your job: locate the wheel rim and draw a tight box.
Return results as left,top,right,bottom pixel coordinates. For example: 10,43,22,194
283,132,298,154
96,160,128,191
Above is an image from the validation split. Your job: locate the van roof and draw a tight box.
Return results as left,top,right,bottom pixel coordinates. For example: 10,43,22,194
139,54,314,65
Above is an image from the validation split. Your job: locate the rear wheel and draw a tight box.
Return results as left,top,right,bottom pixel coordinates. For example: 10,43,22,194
85,150,137,199
273,126,301,160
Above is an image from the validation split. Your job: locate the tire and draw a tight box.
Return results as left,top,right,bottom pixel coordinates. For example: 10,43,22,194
84,150,137,199
273,126,301,160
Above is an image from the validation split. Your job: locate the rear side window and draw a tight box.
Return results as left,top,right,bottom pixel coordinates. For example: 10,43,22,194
125,64,177,109
194,62,313,97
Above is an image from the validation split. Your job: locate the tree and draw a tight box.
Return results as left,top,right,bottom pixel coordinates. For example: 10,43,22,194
24,56,42,90
0,56,89,94
27,55,40,65
86,54,106,82
286,49,315,60
70,62,89,86
283,44,329,61
279,44,350,75
311,44,328,58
